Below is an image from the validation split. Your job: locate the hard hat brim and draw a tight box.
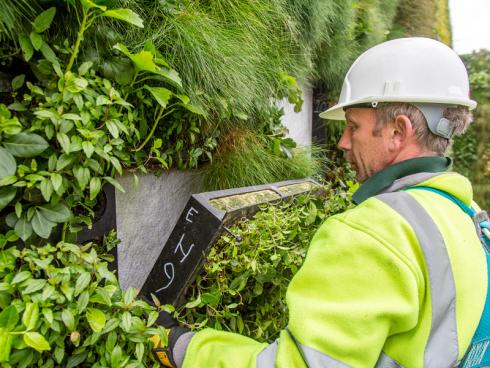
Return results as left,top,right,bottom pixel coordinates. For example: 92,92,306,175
319,97,477,120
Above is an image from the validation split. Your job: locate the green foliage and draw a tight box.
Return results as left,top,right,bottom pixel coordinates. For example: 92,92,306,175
453,51,490,209
201,128,324,191
0,0,40,42
0,237,163,366
390,0,451,45
178,186,355,341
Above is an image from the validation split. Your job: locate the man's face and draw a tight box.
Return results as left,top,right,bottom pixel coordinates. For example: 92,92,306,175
337,108,394,182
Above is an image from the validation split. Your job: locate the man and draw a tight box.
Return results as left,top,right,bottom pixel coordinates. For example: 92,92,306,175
155,37,488,367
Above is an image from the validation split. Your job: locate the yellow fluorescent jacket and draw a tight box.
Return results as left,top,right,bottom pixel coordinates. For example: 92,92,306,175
180,171,487,368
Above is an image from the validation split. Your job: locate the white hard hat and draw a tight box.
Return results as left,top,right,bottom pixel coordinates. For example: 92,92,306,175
320,37,477,136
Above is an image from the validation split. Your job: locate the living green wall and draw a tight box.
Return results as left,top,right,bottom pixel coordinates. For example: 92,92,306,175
453,50,490,209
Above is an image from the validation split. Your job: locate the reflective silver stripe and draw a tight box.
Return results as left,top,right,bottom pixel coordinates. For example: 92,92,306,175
377,191,459,367
255,339,352,367
375,352,403,368
301,344,351,367
256,340,278,367
381,172,444,194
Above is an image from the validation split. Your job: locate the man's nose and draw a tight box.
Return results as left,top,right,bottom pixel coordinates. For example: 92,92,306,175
337,127,351,151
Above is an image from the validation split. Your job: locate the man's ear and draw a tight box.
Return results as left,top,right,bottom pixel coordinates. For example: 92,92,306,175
389,114,413,150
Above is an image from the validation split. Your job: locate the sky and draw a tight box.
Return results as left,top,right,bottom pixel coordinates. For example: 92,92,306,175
449,0,490,54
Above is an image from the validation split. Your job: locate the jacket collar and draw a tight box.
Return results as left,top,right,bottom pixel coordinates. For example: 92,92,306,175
352,156,452,204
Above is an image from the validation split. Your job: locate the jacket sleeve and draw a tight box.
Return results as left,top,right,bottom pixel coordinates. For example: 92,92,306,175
180,211,423,368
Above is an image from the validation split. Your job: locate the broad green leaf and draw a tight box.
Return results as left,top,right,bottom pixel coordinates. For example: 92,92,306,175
0,175,17,186
56,153,75,171
23,279,46,294
3,133,49,157
155,68,182,88
121,311,131,332
57,132,71,153
19,35,33,61
0,187,16,211
22,303,39,330
11,74,25,91
86,308,106,332
135,342,145,362
113,44,157,73
54,345,64,364
12,271,31,284
62,309,76,331
111,345,122,367
32,7,56,33
80,0,106,11
40,43,59,67
29,32,43,51
0,329,13,362
73,166,90,190
103,177,125,193
0,306,19,330
23,331,50,352
74,272,91,296
32,209,56,239
89,177,101,200
145,86,172,108
82,141,95,158
15,216,32,241
51,173,62,191
96,95,112,106
78,61,93,76
38,203,71,223
101,9,143,28
0,147,17,179
77,291,89,312
109,157,122,175
40,178,53,202
177,102,206,116
106,120,119,138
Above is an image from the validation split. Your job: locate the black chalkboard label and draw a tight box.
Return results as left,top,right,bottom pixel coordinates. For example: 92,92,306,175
140,197,222,305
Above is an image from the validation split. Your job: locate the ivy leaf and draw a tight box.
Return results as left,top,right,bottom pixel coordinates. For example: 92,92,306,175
145,86,172,108
0,306,19,330
0,147,17,179
32,7,56,33
101,9,144,28
15,215,32,241
32,208,56,239
86,308,106,332
23,332,50,352
19,35,33,61
3,133,49,157
0,187,16,211
22,303,39,331
38,202,71,223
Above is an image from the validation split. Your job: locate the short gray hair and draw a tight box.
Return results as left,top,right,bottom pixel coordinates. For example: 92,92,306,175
373,103,473,154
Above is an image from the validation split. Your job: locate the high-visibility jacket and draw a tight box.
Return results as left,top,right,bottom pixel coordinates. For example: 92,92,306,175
178,159,487,367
